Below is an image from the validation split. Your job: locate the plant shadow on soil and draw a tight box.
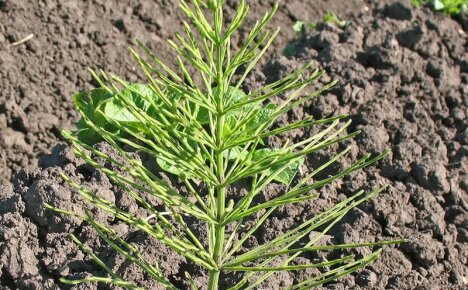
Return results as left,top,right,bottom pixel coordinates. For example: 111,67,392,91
1,1,467,290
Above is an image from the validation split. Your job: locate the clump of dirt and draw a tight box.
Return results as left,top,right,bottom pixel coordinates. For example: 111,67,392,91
1,143,193,289
275,2,467,289
1,1,467,290
0,0,180,185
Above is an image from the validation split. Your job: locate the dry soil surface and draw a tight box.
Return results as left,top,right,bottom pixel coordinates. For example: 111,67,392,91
1,1,467,290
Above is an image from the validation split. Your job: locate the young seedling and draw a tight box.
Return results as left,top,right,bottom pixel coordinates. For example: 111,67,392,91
49,0,403,289
286,12,351,56
293,11,352,33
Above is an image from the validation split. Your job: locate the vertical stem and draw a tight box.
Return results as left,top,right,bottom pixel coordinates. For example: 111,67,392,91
208,188,225,290
209,3,226,289
208,269,221,290
208,116,226,290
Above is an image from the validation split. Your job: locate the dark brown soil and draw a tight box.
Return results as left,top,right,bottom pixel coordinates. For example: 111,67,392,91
0,0,379,185
1,0,467,290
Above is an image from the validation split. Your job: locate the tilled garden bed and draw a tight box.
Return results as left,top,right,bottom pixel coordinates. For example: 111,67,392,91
0,1,467,289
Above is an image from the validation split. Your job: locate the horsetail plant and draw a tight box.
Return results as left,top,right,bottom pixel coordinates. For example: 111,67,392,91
48,0,403,289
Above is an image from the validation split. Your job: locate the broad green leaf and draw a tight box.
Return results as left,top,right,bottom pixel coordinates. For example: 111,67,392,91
245,103,277,132
177,86,250,125
75,119,109,145
156,158,192,178
103,84,153,123
223,146,248,160
73,88,114,145
251,148,304,185
224,89,272,139
194,105,211,124
225,86,247,108
233,103,277,144
73,88,112,112
193,86,253,136
225,86,259,118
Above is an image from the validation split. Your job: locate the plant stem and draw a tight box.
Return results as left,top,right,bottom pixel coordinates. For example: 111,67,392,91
208,187,225,289
209,111,226,290
210,6,227,286
208,269,221,290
